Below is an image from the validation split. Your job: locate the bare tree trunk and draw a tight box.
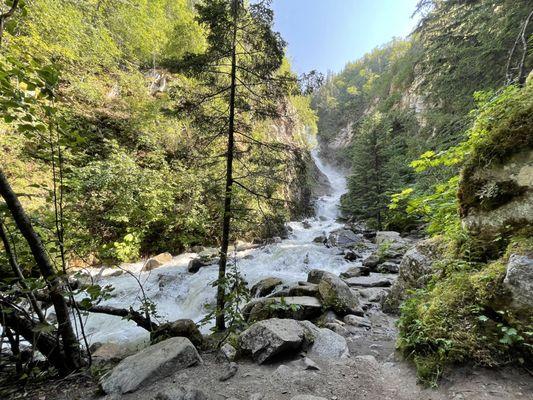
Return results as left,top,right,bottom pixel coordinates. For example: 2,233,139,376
216,0,239,332
0,168,82,371
0,221,46,323
0,0,19,45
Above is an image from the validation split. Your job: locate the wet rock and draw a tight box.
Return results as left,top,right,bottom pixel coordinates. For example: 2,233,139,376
323,322,349,337
316,271,362,315
340,266,370,278
302,220,312,229
101,337,202,394
343,249,360,261
144,252,173,271
504,254,533,311
251,277,283,298
312,235,326,243
307,269,327,284
377,261,400,273
327,229,364,248
218,362,238,381
150,319,203,348
238,319,310,364
187,258,210,273
344,275,394,288
220,343,237,361
157,274,174,290
243,296,323,322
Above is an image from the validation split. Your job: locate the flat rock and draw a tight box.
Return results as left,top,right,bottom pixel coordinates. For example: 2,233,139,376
344,274,394,288
340,266,370,278
100,337,202,394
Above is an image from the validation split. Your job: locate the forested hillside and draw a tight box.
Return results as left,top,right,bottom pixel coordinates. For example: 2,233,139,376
1,0,317,266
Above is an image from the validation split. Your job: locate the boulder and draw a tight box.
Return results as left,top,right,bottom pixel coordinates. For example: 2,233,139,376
187,258,209,273
316,271,361,315
100,337,201,394
362,254,380,269
234,240,259,252
503,254,533,311
382,238,440,313
340,266,370,278
375,231,402,245
150,319,203,348
243,296,323,322
238,319,310,364
343,314,371,328
251,277,283,298
299,320,349,359
307,269,327,284
327,229,363,248
343,249,360,261
377,261,400,273
144,252,172,271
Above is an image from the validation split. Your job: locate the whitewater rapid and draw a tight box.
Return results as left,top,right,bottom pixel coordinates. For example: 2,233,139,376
78,149,355,345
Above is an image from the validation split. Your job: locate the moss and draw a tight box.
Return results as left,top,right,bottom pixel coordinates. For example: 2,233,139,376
397,258,532,386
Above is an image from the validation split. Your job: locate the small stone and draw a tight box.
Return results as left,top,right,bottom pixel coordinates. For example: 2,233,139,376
220,343,237,361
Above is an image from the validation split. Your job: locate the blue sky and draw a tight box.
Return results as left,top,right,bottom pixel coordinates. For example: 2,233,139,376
271,0,420,75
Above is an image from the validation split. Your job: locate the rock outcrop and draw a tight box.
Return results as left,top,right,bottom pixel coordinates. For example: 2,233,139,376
503,253,533,312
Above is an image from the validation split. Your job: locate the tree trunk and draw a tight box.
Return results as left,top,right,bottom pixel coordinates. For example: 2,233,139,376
216,0,239,332
0,168,82,371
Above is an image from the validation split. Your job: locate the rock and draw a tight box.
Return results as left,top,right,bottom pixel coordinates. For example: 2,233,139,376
291,396,328,400
316,271,361,315
220,343,237,361
343,314,371,328
316,310,340,325
218,362,238,381
375,231,402,245
362,254,380,269
299,321,349,360
150,319,203,348
100,337,202,394
91,343,133,365
144,252,173,271
327,229,364,248
343,249,360,261
238,319,310,364
302,220,312,229
307,269,327,284
288,282,319,297
187,258,207,273
344,275,394,288
382,238,441,313
251,277,283,298
504,254,533,311
323,322,349,337
154,387,207,400
243,296,323,322
377,261,400,273
459,147,533,242
234,240,259,252
340,266,370,278
313,235,326,243
302,356,320,370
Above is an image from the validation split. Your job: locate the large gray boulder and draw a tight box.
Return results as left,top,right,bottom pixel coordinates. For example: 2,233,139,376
238,319,348,364
144,252,173,271
238,318,310,364
100,337,202,394
316,271,361,315
243,296,323,322
299,320,349,359
504,254,533,311
327,229,364,248
150,319,203,348
251,277,283,298
382,238,440,313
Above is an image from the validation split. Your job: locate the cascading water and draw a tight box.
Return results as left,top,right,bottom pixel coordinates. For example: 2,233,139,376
79,149,355,345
